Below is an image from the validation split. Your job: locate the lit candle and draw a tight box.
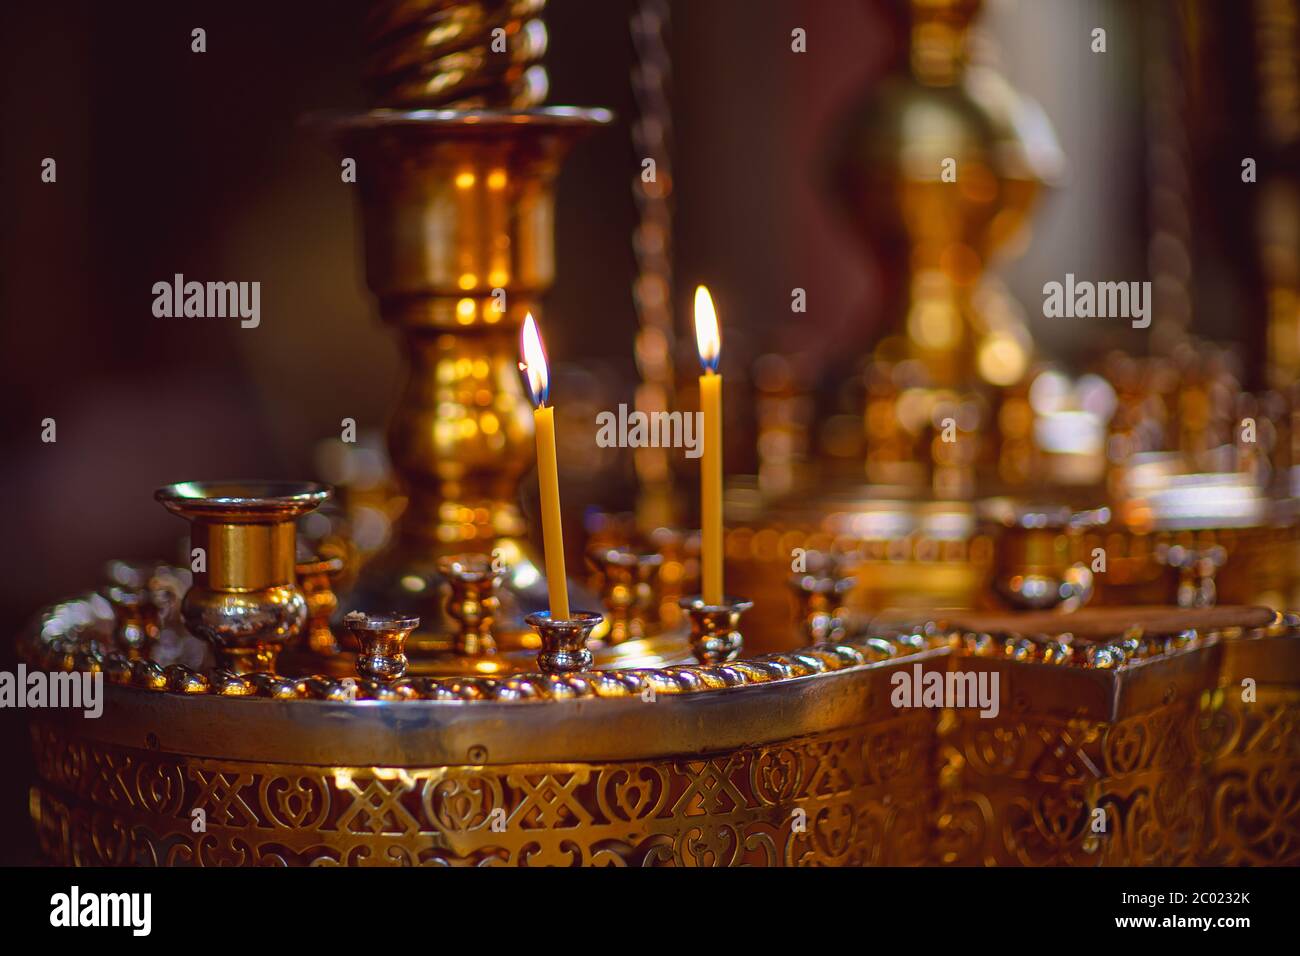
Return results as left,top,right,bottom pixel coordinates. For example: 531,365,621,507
520,312,571,620
695,286,724,605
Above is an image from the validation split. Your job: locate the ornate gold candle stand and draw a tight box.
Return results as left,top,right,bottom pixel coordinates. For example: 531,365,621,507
15,0,1300,871
296,553,346,657
21,585,945,867
99,562,173,661
928,605,1297,866
19,540,1300,867
439,553,504,659
587,546,661,645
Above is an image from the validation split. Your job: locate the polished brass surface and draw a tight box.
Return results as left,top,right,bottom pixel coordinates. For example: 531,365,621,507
837,605,1300,866
527,610,600,674
19,594,924,750
156,481,331,673
29,714,936,867
345,611,419,682
681,596,752,665
913,604,1279,641
932,610,1300,865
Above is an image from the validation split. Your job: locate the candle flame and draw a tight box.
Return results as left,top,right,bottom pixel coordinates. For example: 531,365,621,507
694,285,721,372
519,311,549,406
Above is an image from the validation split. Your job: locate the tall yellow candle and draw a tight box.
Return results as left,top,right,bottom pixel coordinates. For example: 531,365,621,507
521,313,570,620
695,286,724,605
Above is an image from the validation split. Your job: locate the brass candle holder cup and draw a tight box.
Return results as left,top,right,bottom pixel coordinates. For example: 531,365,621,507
525,610,603,674
99,560,178,659
156,481,331,674
789,554,856,643
99,584,159,659
587,546,663,645
1157,542,1228,608
647,527,701,627
297,552,346,656
439,553,505,657
981,500,1105,612
344,611,419,682
680,596,753,664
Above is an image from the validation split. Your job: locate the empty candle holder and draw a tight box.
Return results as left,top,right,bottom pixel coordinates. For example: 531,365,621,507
156,480,331,673
100,563,166,660
297,552,346,656
588,546,663,645
439,553,505,657
982,500,1101,612
680,596,753,664
648,527,701,628
344,611,419,681
789,553,856,643
1158,543,1228,608
525,610,602,674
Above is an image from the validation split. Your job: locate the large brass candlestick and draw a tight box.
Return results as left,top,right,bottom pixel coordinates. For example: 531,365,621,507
317,1,611,653
156,481,331,673
328,109,610,652
826,0,1063,490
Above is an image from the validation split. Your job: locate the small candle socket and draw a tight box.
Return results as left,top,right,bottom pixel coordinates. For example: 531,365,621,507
789,553,856,642
345,611,420,682
526,610,602,674
100,582,162,659
297,553,346,655
588,547,663,644
680,596,752,664
439,553,505,656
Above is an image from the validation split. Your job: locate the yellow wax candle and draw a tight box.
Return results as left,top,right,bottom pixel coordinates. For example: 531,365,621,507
695,286,724,605
521,313,570,620
533,403,570,619
700,369,723,604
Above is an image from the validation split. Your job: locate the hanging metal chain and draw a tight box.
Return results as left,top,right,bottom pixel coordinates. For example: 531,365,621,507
629,0,678,523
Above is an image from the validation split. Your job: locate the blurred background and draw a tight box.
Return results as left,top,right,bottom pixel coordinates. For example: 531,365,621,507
1,0,1294,863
